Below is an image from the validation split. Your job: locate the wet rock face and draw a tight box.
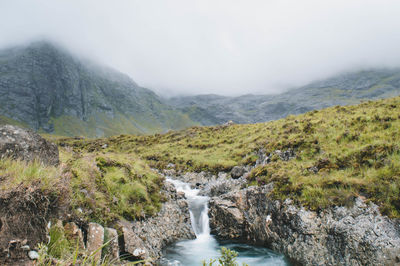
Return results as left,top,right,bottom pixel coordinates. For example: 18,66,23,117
209,185,400,266
0,125,59,165
119,182,195,261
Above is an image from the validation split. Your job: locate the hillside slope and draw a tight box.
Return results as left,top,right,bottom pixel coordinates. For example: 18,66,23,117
2,95,399,264
169,69,400,125
0,41,195,137
66,95,400,218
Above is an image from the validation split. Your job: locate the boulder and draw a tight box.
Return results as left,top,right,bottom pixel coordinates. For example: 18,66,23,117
87,223,104,263
0,125,59,165
230,166,246,179
104,227,119,261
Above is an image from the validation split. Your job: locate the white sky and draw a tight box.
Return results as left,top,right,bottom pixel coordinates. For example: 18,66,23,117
1,0,400,96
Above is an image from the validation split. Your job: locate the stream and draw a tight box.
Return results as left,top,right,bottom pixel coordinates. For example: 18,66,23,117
161,178,291,266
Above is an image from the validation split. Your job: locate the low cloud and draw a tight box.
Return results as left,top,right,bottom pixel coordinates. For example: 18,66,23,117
1,0,400,96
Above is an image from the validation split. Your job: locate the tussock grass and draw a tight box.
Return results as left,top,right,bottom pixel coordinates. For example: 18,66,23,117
59,96,400,217
0,159,61,190
64,151,164,224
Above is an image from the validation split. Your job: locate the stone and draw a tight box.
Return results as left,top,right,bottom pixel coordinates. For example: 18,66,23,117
28,250,39,260
64,222,85,249
275,148,295,161
0,125,59,165
21,245,30,251
132,248,146,260
230,166,246,179
87,222,104,263
117,180,195,260
104,227,119,260
208,185,400,266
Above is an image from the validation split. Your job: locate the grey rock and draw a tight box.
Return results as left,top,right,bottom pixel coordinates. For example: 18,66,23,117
28,250,39,260
200,174,246,197
0,125,59,165
87,222,104,263
21,245,30,251
209,185,400,266
231,166,246,179
275,148,295,161
0,41,195,137
118,182,195,260
104,227,119,261
168,69,400,126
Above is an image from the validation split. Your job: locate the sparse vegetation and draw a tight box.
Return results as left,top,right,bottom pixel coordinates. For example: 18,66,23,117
57,96,400,218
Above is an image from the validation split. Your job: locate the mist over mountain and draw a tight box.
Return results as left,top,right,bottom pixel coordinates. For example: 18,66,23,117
168,69,400,125
0,41,194,137
1,41,400,137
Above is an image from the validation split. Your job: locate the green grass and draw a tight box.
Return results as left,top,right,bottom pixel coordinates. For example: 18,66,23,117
63,150,164,224
60,96,400,218
0,159,61,190
0,114,28,128
4,96,400,229
0,151,164,226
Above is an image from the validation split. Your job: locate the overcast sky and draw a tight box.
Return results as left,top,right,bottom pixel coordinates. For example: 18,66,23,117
1,0,400,96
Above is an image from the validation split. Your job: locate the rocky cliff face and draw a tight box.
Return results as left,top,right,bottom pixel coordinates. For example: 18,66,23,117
168,69,400,125
208,184,400,266
0,41,194,137
118,181,195,261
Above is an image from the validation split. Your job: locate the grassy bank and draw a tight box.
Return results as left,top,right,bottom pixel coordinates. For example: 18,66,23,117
3,96,399,227
59,96,400,218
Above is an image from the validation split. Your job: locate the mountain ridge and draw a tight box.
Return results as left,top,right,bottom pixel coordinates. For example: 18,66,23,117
168,68,400,125
1,41,400,137
0,41,195,137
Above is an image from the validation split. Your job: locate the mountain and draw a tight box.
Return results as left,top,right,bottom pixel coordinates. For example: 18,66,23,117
2,41,400,138
0,41,195,137
168,69,400,125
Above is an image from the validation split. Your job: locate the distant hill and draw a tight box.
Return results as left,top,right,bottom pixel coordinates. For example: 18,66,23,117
168,69,400,125
0,41,195,137
1,41,400,137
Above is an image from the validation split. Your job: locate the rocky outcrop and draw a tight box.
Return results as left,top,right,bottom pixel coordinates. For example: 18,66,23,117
209,184,400,266
118,181,195,261
0,125,59,165
0,41,194,137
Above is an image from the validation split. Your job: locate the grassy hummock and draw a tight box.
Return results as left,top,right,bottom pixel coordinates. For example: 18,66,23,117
60,96,400,218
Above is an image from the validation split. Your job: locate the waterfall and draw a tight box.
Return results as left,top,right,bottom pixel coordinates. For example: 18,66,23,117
166,178,210,237
163,178,290,266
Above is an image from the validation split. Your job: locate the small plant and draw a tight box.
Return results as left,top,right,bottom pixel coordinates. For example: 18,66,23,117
202,247,248,266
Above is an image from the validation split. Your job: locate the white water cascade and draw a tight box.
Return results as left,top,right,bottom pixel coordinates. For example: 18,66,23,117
163,178,290,266
166,178,213,238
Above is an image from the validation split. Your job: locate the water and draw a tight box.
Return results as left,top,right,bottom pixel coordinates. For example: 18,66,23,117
162,178,290,266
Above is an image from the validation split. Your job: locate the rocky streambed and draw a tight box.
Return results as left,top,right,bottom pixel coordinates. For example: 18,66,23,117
161,168,400,266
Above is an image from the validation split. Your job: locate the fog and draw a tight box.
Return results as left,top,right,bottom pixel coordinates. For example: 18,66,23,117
1,0,400,96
